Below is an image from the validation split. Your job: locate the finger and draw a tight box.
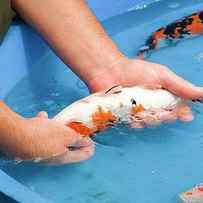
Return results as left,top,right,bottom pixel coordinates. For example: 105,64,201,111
37,111,48,118
63,127,94,147
157,110,177,123
142,115,162,126
43,142,95,165
175,103,194,122
141,84,162,90
129,122,145,129
161,68,203,99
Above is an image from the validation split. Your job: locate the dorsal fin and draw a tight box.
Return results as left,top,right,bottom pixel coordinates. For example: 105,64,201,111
105,85,122,95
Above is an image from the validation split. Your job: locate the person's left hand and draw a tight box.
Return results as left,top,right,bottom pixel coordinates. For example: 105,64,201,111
1,111,95,165
87,58,203,125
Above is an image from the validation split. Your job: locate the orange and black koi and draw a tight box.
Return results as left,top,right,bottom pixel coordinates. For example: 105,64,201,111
138,11,203,58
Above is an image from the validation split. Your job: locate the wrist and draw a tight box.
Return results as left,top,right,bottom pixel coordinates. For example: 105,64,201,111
77,48,125,83
86,56,130,92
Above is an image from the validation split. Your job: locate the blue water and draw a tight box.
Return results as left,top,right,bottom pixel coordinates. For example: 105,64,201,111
2,0,203,202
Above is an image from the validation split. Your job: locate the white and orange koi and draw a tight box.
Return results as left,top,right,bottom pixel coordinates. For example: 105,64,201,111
180,184,203,203
53,85,184,137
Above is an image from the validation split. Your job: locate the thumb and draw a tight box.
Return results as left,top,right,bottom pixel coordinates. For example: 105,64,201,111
41,139,95,165
161,68,203,99
62,127,83,146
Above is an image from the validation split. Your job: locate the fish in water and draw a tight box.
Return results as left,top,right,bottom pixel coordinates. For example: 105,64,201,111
137,10,203,58
180,184,203,203
53,85,191,137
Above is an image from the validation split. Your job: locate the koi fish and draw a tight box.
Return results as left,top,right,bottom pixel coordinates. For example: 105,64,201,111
138,10,203,58
180,184,203,203
54,85,185,137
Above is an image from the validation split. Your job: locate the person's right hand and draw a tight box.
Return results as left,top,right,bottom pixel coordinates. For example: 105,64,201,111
87,58,203,124
2,111,95,165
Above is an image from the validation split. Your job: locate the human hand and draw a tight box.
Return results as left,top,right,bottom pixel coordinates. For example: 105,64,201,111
87,58,203,124
2,111,95,164
88,58,203,98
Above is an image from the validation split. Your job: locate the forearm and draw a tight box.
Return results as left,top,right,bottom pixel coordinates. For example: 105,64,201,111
12,0,124,83
0,101,23,155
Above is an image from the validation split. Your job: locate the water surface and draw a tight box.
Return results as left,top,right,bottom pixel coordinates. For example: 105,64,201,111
2,1,203,202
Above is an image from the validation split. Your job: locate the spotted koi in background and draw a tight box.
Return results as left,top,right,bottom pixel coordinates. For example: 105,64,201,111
138,10,203,58
180,184,203,203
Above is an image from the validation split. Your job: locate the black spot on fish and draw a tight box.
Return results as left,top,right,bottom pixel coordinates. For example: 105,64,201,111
146,36,156,49
199,11,203,22
131,99,137,105
138,11,203,57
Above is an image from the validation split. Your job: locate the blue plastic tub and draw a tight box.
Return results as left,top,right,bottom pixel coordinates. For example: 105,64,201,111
1,0,203,202
0,1,157,202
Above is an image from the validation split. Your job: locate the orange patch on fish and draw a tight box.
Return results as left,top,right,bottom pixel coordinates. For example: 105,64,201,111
187,15,203,34
92,106,117,131
154,28,166,40
132,104,145,114
198,186,203,192
67,122,93,136
173,28,182,38
186,192,193,196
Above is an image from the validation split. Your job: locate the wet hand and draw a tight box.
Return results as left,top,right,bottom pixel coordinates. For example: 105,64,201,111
4,111,95,164
87,58,203,124
89,58,203,98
